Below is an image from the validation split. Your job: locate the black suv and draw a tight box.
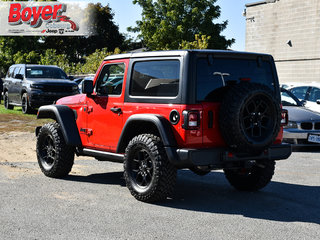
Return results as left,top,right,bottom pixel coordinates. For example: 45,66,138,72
3,64,79,113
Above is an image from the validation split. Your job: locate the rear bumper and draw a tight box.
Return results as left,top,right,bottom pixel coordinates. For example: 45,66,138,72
165,144,292,169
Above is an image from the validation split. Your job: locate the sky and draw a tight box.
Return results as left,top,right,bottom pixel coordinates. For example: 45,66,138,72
71,0,259,51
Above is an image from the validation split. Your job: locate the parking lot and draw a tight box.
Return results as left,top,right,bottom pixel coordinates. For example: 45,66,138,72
0,131,319,240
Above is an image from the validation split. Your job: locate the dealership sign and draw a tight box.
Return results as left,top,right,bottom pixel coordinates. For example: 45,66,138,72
0,1,91,36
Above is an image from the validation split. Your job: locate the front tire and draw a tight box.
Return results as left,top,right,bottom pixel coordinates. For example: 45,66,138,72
21,93,34,114
224,160,275,191
124,134,177,202
36,122,74,178
4,92,14,110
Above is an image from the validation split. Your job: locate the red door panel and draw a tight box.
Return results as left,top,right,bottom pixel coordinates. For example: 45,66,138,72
84,59,129,152
86,96,123,151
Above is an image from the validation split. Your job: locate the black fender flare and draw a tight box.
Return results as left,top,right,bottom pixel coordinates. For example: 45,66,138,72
20,88,28,98
117,114,178,152
36,105,82,146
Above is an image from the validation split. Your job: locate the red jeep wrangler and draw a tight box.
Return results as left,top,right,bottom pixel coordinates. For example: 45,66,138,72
35,50,291,202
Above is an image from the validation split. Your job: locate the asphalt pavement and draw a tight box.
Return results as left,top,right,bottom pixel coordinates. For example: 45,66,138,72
0,151,319,240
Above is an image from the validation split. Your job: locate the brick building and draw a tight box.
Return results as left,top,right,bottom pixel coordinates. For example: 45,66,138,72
245,0,320,83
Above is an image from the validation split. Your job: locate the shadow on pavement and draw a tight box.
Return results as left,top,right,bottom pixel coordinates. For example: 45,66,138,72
63,169,319,224
161,170,320,225
65,172,126,186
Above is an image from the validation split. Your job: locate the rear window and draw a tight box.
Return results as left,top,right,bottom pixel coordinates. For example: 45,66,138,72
26,67,67,79
130,60,180,97
196,58,276,102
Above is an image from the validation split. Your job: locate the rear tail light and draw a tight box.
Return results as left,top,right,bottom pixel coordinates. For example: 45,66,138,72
281,109,288,126
182,110,200,130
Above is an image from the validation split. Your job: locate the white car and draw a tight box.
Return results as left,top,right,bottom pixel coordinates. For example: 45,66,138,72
287,82,320,114
282,88,320,147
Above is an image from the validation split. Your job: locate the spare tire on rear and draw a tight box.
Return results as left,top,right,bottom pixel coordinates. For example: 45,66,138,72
219,82,281,154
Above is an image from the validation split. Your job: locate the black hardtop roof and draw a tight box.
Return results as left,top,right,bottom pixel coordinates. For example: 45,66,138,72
104,49,272,61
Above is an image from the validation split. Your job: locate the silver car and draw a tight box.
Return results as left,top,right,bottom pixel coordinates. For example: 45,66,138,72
282,88,320,147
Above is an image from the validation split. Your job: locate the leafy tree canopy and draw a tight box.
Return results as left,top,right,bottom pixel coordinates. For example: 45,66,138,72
129,0,234,50
0,1,125,76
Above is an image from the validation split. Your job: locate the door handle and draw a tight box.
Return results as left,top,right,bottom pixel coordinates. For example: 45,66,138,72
110,107,122,115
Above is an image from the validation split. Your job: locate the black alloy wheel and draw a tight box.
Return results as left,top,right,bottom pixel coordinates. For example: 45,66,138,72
39,134,56,171
240,94,274,143
129,148,154,190
37,122,74,178
124,134,177,202
219,82,281,153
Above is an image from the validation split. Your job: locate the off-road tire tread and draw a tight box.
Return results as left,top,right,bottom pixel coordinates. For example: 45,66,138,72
124,134,177,203
219,82,281,153
37,122,74,178
224,160,275,191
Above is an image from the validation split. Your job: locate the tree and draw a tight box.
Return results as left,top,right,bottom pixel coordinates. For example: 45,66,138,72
80,48,121,74
0,36,42,76
180,34,211,49
43,3,125,62
129,0,234,50
0,2,125,76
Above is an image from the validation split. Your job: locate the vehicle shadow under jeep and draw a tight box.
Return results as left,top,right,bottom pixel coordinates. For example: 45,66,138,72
159,170,320,225
65,171,126,187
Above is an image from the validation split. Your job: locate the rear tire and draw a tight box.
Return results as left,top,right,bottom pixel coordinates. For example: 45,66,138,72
124,134,177,202
36,122,74,178
224,160,275,191
4,92,14,110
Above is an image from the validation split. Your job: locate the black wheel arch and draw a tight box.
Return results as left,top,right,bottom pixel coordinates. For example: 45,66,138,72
36,105,82,147
20,88,28,98
117,114,178,154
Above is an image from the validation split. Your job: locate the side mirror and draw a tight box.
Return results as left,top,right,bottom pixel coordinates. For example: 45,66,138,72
15,74,23,80
82,79,93,95
316,100,320,105
68,75,74,80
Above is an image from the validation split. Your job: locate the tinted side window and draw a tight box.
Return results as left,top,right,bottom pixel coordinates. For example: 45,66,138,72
309,87,320,102
130,60,180,97
96,63,125,96
13,67,21,78
19,67,25,77
290,86,309,100
7,67,15,78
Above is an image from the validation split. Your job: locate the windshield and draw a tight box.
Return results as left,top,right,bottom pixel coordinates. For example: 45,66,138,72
26,67,67,79
196,57,276,102
281,89,302,106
